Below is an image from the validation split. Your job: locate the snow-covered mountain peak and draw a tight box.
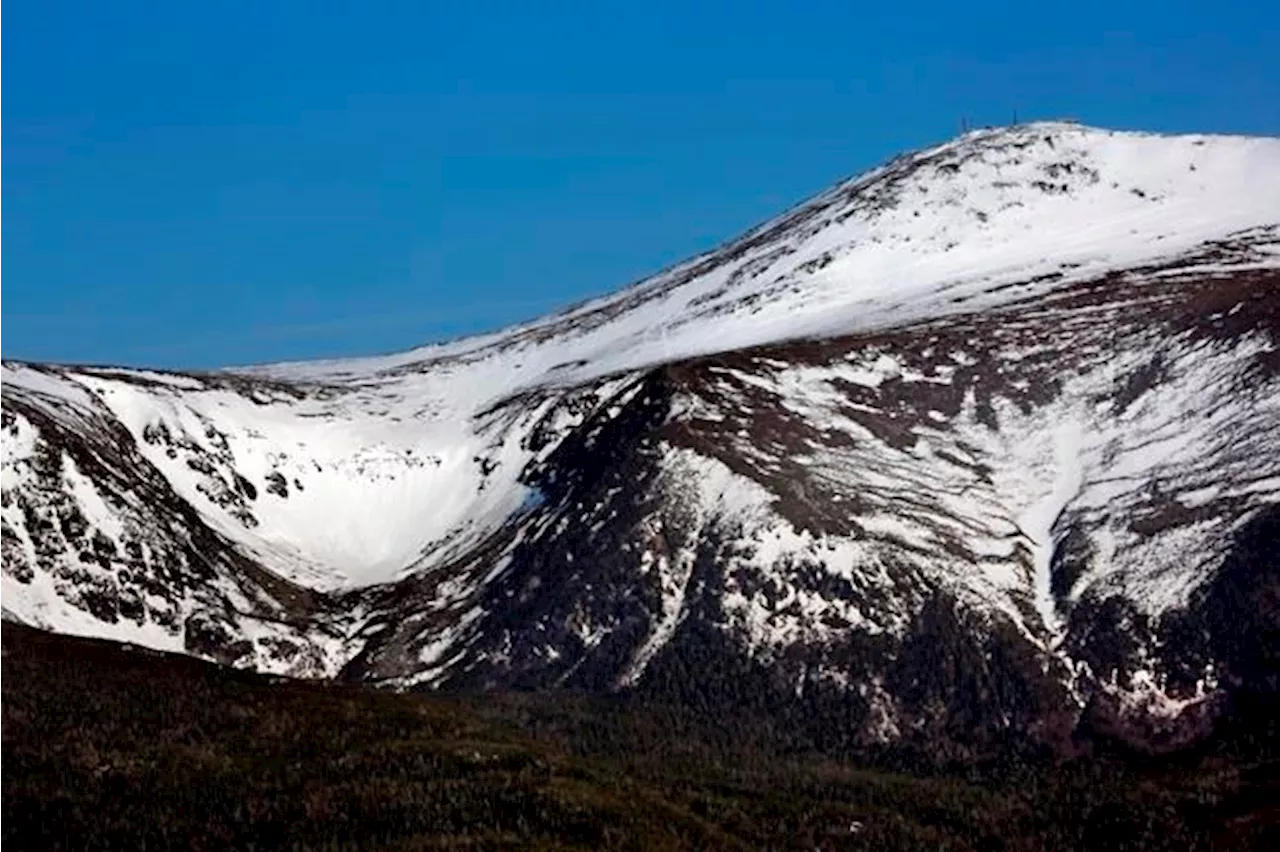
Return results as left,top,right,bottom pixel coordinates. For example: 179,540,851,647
246,123,1280,396
5,124,1278,594
3,124,1279,756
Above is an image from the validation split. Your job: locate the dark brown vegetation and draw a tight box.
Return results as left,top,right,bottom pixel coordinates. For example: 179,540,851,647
3,622,1277,851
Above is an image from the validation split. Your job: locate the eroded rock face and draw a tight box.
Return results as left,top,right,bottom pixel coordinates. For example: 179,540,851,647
4,123,1279,758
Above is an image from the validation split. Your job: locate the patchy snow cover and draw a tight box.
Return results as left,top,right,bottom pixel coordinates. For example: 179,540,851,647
6,124,1278,590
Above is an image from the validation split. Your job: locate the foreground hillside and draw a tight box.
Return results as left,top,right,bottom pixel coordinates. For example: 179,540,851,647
4,623,1279,851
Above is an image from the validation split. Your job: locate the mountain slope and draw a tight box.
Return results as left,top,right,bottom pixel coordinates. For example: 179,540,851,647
4,122,1279,756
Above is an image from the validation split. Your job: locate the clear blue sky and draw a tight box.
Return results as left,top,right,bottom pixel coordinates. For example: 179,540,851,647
5,0,1278,369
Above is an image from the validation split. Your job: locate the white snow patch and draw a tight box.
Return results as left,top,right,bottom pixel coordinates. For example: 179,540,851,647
1017,419,1086,641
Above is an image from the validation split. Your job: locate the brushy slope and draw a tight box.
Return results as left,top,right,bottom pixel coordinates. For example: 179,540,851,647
3,623,1277,850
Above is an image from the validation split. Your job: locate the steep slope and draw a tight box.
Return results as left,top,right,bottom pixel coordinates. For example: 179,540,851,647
345,249,1280,755
1,369,352,674
4,122,1279,755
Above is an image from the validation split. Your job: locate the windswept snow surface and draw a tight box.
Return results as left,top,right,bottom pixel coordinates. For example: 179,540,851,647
250,123,1280,389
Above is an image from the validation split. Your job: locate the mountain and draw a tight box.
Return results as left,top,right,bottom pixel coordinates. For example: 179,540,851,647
4,122,1279,758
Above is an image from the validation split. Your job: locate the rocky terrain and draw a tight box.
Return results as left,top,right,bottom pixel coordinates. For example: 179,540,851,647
4,121,1278,758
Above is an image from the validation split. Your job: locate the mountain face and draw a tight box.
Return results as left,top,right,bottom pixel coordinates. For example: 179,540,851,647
4,122,1279,758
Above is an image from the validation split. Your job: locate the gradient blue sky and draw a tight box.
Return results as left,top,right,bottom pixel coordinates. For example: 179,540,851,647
5,0,1278,368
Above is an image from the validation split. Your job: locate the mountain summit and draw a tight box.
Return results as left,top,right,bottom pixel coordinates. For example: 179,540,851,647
4,123,1278,756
